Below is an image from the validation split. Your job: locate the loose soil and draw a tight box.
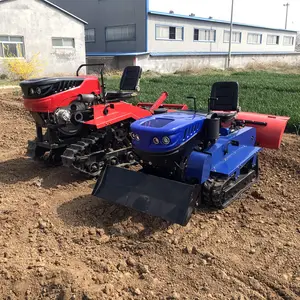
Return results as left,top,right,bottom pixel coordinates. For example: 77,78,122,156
0,89,299,300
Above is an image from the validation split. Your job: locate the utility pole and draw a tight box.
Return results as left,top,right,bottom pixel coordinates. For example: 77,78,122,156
227,0,234,68
283,2,290,29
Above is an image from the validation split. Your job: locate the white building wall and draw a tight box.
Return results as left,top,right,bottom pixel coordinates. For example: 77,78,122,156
0,0,86,77
136,53,300,73
148,14,296,53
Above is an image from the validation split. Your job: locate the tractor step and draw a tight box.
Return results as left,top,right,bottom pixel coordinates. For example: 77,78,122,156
81,138,97,144
77,141,89,148
69,144,85,151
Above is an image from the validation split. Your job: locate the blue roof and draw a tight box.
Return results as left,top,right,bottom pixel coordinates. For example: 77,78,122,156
86,52,149,57
86,51,298,57
149,51,298,57
148,11,297,34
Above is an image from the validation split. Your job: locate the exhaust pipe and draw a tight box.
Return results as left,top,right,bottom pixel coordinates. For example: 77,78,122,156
74,112,84,122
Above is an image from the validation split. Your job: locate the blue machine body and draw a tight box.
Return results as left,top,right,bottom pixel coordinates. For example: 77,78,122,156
91,81,281,226
130,111,261,184
131,111,206,153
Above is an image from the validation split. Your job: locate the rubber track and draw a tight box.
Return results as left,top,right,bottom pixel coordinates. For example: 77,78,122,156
61,133,101,172
202,167,258,208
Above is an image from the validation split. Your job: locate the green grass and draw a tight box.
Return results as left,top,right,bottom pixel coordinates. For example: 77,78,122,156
105,70,300,133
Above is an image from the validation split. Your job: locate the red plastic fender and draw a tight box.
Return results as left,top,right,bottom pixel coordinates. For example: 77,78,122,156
236,112,290,149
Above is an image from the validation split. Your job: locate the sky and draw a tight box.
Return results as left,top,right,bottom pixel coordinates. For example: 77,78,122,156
149,0,300,31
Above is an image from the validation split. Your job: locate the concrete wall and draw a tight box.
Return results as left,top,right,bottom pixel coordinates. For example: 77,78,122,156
148,14,297,53
85,52,300,74
86,56,136,73
51,0,147,54
135,53,300,73
296,33,300,52
0,0,86,77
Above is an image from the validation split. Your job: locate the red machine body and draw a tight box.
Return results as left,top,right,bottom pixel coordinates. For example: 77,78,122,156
20,64,188,175
23,76,101,113
87,91,189,129
86,102,152,128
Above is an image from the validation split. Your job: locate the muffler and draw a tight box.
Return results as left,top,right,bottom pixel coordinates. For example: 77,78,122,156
92,165,198,225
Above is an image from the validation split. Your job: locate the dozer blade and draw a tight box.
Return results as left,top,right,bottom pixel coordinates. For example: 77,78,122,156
92,165,198,226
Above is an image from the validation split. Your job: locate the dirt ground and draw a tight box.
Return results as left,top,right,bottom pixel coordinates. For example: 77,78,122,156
0,89,299,300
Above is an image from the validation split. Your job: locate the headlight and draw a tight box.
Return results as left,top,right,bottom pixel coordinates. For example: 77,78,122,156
36,87,42,95
153,137,159,144
162,136,170,145
130,133,140,141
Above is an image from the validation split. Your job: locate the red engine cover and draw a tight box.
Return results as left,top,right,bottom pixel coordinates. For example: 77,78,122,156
23,76,101,113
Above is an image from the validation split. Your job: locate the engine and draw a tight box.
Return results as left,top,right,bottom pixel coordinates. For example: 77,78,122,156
19,64,182,172
19,75,102,164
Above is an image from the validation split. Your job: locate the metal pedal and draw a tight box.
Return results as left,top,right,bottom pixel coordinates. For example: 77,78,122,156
77,141,89,148
82,138,96,145
70,143,85,151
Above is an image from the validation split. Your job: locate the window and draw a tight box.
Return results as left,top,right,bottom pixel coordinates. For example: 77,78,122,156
267,35,279,45
155,25,183,40
85,29,95,43
283,36,294,45
52,38,75,48
223,30,242,43
194,28,216,42
105,24,136,42
0,36,24,58
247,33,262,44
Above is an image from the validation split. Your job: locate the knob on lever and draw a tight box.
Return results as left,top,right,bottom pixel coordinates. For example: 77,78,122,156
103,103,115,115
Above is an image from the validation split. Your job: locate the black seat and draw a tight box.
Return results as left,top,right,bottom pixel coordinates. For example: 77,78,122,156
106,66,142,101
208,81,239,122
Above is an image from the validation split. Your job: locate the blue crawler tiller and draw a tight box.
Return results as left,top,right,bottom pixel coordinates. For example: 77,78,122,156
91,81,289,225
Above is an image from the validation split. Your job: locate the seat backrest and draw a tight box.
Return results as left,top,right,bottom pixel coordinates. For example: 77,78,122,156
119,66,142,91
209,81,239,111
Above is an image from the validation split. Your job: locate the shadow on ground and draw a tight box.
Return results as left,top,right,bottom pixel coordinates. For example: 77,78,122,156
57,194,169,237
57,193,217,238
0,157,86,188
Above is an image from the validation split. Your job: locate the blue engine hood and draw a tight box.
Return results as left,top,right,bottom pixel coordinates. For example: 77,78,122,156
131,111,207,153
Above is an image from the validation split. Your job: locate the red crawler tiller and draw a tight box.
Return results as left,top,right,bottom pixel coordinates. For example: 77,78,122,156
20,64,187,176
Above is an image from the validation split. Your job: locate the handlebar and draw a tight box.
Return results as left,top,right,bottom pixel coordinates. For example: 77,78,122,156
76,63,105,76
